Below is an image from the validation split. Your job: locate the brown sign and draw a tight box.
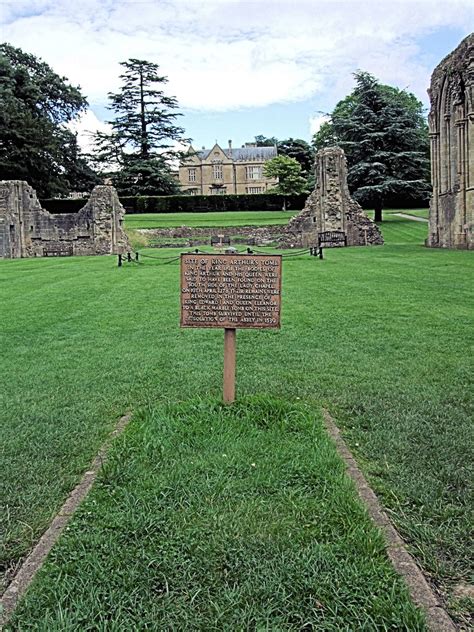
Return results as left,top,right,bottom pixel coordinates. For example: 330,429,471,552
181,253,282,329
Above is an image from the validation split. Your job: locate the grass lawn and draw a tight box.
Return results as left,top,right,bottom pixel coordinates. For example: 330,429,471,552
1,214,473,627
124,210,296,229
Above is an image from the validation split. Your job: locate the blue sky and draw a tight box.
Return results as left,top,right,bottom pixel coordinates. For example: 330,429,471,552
1,1,473,151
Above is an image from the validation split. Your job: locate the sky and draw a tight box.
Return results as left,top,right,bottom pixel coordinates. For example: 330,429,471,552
1,0,473,152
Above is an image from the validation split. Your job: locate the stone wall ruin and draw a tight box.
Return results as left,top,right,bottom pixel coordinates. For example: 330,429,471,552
0,181,130,258
280,147,383,248
427,33,473,250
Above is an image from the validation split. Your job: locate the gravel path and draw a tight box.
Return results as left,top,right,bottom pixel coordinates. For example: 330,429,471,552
394,213,429,222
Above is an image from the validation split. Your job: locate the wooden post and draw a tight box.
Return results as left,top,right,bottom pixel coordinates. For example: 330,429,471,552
223,328,236,403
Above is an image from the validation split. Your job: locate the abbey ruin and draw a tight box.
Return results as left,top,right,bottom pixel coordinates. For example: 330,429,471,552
0,182,130,258
427,33,473,250
281,147,383,248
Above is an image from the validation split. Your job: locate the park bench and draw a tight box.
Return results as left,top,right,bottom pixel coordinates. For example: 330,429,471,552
210,235,231,247
43,243,73,257
318,230,347,248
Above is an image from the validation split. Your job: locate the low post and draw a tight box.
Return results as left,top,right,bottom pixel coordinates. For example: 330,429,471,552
135,252,139,262
127,252,132,262
319,247,323,260
118,254,122,267
223,328,236,403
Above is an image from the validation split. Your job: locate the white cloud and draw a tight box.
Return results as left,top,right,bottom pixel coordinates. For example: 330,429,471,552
67,110,111,153
2,0,473,117
309,115,330,136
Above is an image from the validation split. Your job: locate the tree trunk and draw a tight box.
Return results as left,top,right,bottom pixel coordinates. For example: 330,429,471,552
374,199,383,222
139,70,148,159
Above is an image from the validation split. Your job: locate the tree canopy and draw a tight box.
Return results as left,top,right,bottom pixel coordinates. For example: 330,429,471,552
312,71,430,220
263,155,308,197
92,58,187,196
0,43,98,197
255,135,314,187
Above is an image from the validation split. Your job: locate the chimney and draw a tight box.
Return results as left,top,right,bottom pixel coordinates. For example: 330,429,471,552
202,146,205,150
228,139,232,150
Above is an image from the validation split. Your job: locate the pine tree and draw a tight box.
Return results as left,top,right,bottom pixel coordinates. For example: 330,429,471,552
313,72,430,221
93,59,187,195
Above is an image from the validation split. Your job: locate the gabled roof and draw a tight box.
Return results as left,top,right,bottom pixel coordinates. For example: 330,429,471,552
186,144,277,162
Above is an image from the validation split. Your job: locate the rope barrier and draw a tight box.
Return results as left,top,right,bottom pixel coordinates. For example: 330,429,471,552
119,245,323,268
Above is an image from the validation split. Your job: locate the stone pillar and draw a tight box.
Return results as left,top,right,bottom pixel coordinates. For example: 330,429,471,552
280,147,383,248
427,33,473,249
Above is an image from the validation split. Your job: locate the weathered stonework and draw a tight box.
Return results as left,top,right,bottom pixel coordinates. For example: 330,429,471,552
0,181,130,258
280,147,383,247
427,33,474,250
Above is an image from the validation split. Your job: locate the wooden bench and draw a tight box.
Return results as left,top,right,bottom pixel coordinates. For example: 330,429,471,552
318,231,347,248
43,243,74,257
210,235,230,247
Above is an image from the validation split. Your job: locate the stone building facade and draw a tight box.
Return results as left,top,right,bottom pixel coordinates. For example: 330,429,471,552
280,147,383,247
427,33,473,250
0,181,130,258
179,141,278,195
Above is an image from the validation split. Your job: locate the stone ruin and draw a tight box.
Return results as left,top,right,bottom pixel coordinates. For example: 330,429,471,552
280,147,383,248
427,33,473,250
0,181,130,258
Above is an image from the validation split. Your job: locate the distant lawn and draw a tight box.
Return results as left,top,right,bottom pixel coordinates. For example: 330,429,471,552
124,210,296,229
1,213,472,627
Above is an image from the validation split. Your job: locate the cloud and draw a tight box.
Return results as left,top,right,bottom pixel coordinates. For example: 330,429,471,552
309,115,330,136
66,110,111,153
2,0,473,117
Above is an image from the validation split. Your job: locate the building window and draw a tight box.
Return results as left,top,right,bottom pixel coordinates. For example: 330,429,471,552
188,188,198,196
246,166,262,180
210,187,227,195
188,168,196,182
212,164,223,180
246,187,264,194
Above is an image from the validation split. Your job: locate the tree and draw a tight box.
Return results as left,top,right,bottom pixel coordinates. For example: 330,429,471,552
254,134,278,147
312,72,430,221
92,58,187,196
0,43,97,197
255,135,314,187
263,155,308,208
277,138,314,187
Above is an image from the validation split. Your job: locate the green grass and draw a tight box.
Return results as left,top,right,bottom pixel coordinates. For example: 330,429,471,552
8,398,424,630
124,210,296,229
1,214,472,627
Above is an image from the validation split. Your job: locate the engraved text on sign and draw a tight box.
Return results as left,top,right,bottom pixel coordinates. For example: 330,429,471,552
181,253,282,328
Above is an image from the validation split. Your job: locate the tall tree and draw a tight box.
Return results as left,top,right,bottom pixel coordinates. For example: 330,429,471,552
0,43,96,197
254,134,278,147
277,137,314,183
93,58,187,195
312,72,430,221
263,155,308,208
255,135,314,187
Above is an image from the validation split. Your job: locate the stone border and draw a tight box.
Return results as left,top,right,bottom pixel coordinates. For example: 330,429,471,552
0,412,132,627
322,409,456,632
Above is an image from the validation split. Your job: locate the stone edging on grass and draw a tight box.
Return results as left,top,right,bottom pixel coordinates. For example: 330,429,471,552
322,408,456,632
0,412,132,628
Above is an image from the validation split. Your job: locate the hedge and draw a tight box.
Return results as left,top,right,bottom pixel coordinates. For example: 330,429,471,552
39,191,428,215
39,193,308,215
40,198,87,214
119,193,308,214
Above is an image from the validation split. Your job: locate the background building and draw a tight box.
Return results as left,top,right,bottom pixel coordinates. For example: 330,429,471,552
179,141,278,195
